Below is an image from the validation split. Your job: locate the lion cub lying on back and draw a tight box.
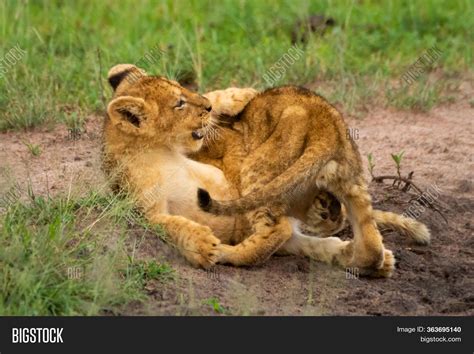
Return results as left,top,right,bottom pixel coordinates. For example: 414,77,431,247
103,65,238,268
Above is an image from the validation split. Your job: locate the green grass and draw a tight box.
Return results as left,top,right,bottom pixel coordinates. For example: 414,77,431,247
0,188,171,315
21,140,41,156
203,297,227,314
126,260,175,286
0,0,472,130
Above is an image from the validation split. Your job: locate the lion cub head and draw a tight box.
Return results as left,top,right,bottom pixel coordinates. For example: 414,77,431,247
105,64,212,154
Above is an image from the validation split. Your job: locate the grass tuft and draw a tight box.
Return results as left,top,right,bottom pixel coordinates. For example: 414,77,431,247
0,190,170,315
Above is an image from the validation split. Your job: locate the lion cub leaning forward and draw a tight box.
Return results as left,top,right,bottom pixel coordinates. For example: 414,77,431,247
198,86,431,276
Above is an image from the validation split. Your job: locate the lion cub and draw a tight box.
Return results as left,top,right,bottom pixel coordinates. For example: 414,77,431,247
102,64,244,268
198,86,399,275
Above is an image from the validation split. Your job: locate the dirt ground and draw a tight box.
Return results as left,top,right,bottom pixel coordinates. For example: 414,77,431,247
0,97,472,316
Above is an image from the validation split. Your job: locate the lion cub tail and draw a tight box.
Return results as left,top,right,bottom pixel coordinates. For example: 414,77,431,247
372,210,431,245
197,144,332,215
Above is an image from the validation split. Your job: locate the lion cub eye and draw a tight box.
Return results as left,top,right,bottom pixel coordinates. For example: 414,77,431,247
175,98,186,109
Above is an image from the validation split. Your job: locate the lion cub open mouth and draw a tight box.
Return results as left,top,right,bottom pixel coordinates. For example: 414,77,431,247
192,120,212,140
192,129,205,140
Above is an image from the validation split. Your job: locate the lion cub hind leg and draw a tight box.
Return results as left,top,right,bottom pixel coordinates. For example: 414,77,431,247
281,219,395,278
218,209,293,266
334,180,395,277
279,220,351,266
148,213,222,269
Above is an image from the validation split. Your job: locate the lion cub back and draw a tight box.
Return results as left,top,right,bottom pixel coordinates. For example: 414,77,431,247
198,86,358,216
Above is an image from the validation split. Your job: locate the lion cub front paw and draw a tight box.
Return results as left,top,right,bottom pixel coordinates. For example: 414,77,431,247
204,88,258,117
182,225,222,269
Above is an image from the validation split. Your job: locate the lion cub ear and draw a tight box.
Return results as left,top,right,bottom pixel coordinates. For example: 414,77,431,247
107,64,147,91
107,96,147,135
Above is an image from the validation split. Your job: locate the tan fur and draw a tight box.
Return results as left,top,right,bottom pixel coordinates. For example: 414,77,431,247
102,65,330,269
102,64,244,268
102,64,428,277
196,86,405,276
102,65,372,273
204,88,258,118
200,88,430,276
296,190,430,245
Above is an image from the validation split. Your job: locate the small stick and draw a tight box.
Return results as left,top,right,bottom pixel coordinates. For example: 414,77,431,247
401,171,414,192
373,175,423,194
408,196,448,224
373,174,448,224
